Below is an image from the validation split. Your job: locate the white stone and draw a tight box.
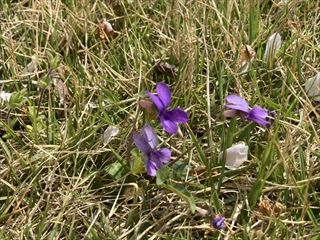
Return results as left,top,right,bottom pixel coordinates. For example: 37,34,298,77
224,142,249,169
305,72,320,101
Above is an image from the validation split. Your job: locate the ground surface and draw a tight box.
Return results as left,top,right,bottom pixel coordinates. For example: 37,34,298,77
0,0,320,239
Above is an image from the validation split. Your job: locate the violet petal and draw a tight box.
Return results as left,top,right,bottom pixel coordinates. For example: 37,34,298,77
150,151,163,169
160,114,178,134
156,83,171,109
133,133,151,154
156,148,171,164
225,95,250,113
141,124,158,149
247,106,270,126
146,159,157,176
149,148,171,173
147,91,165,112
166,108,188,123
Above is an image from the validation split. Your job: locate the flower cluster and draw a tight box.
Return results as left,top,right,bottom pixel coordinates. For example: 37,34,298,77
224,95,274,127
132,89,274,231
133,83,188,176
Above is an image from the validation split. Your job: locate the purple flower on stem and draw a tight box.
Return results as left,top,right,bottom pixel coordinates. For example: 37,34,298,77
133,124,171,176
147,83,188,134
225,95,250,114
212,215,226,230
224,95,274,127
247,106,274,127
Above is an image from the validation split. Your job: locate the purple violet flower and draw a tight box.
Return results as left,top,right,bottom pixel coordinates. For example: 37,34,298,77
224,95,274,127
212,215,225,230
225,95,250,114
147,83,188,134
133,124,171,176
248,106,274,127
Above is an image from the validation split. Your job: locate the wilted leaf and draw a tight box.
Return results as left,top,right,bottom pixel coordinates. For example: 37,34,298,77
287,20,299,32
155,60,178,78
305,72,320,101
221,142,248,169
0,91,12,102
139,99,157,120
103,125,119,145
263,32,282,66
240,44,255,73
195,207,209,217
97,19,114,42
138,99,153,111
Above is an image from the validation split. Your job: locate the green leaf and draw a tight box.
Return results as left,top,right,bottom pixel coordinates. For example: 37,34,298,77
130,149,145,175
186,124,207,165
156,166,170,185
248,178,265,208
171,161,188,180
165,183,196,213
125,208,140,228
107,161,124,180
9,90,26,109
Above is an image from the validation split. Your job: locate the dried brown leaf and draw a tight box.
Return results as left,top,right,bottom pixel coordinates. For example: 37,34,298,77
241,45,255,66
258,197,285,217
97,19,114,42
139,99,157,120
21,56,38,76
155,60,178,78
49,66,71,106
240,45,255,73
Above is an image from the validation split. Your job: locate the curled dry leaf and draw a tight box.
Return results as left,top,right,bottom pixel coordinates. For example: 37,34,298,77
240,45,255,73
49,66,71,106
287,20,299,32
223,142,248,169
155,60,178,78
103,126,119,145
139,99,157,120
258,197,285,217
277,0,289,6
263,32,282,65
138,99,154,111
195,207,209,217
97,19,114,42
305,72,320,101
21,56,38,76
